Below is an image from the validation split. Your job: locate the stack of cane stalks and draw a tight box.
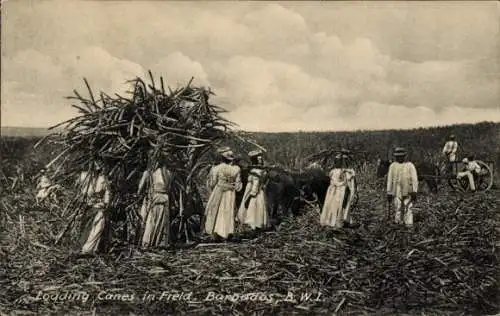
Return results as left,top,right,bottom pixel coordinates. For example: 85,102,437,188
36,71,244,244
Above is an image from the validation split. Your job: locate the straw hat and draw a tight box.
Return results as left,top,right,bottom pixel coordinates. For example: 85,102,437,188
340,148,351,155
334,153,349,161
393,147,407,157
334,148,351,160
248,149,263,158
217,146,235,160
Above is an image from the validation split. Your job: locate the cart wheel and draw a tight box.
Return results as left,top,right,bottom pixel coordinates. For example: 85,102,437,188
448,160,493,193
475,160,493,192
448,177,467,192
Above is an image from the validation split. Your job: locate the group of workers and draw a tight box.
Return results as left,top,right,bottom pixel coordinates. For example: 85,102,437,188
70,145,417,256
31,134,483,256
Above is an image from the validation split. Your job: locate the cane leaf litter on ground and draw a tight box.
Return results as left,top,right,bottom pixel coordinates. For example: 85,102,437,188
0,74,498,315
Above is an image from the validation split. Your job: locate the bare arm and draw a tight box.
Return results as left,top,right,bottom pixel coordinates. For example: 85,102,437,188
206,166,218,191
249,173,259,196
137,171,149,194
409,163,419,193
103,184,111,205
234,168,243,192
451,142,457,154
347,171,356,201
387,164,394,194
442,142,449,154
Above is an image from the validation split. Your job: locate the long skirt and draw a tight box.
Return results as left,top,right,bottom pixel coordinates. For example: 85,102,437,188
237,188,268,229
320,184,351,228
393,196,413,226
141,193,170,248
80,205,110,254
204,186,236,238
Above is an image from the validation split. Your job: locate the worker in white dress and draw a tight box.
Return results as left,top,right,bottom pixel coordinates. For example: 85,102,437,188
237,150,269,231
320,152,356,229
204,147,243,240
78,162,112,255
137,151,173,249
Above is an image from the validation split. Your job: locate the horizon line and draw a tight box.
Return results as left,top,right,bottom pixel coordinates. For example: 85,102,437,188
1,120,499,134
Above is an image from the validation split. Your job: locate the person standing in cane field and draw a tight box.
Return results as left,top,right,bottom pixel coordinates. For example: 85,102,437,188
204,147,243,241
78,162,112,256
137,150,173,249
386,147,418,227
320,151,357,229
442,134,458,162
442,134,458,175
237,150,269,231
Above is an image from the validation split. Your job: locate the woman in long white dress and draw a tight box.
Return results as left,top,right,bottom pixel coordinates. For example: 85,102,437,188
320,153,356,229
137,152,173,249
78,162,112,255
237,150,268,231
204,147,243,240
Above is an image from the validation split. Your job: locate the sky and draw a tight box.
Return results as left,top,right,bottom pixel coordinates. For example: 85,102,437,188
1,0,499,132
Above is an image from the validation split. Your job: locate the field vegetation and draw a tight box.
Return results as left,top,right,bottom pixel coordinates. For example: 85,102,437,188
0,121,499,315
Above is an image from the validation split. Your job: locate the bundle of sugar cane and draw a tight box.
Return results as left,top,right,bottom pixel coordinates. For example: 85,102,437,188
37,71,251,245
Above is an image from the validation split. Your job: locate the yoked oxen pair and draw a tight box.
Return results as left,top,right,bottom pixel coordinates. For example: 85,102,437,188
169,161,331,242
236,164,330,226
376,159,440,193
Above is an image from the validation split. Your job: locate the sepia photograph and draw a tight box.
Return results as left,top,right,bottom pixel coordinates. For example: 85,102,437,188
1,0,499,315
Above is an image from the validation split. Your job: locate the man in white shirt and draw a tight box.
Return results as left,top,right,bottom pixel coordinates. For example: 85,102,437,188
457,156,481,192
386,147,419,227
442,135,458,162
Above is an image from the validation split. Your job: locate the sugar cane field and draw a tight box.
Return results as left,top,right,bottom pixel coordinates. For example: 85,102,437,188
0,76,499,316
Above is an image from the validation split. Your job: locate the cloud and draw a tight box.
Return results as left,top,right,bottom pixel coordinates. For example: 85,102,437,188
1,80,76,127
387,59,499,111
155,52,210,88
228,101,500,132
2,47,148,127
353,102,500,131
3,49,67,95
2,2,499,131
61,46,147,95
220,56,337,111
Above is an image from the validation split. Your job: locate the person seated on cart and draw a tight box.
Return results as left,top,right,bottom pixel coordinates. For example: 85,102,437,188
456,155,481,192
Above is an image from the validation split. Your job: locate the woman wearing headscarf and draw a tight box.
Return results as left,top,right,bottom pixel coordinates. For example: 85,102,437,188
320,151,356,229
137,150,173,249
237,150,268,231
78,162,112,255
204,147,243,240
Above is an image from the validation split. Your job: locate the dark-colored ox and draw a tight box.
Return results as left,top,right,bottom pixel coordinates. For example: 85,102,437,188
376,159,440,193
